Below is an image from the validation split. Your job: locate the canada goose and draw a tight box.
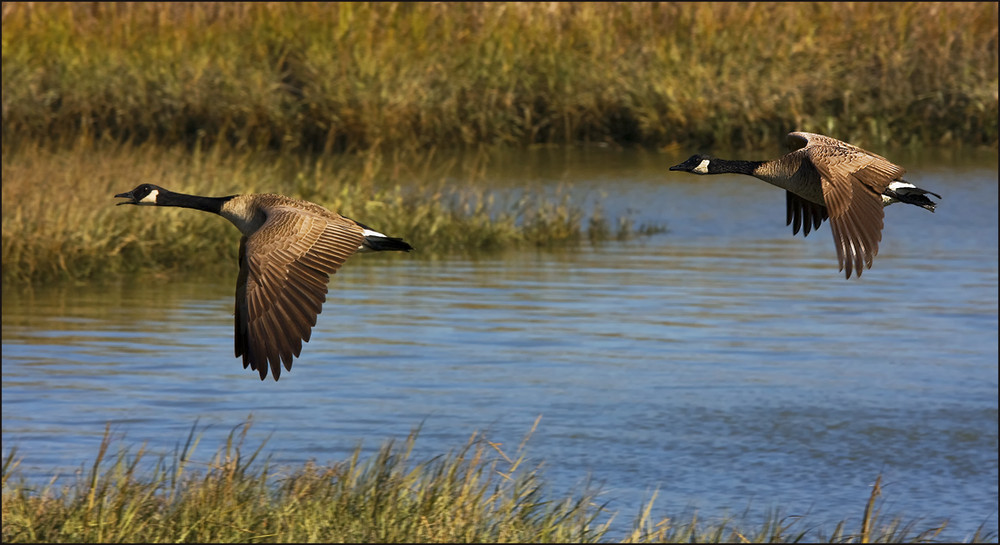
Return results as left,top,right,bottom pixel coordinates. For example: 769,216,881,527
115,184,413,381
669,131,940,278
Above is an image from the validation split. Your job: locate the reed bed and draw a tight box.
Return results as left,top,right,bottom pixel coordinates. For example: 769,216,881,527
4,418,988,544
2,1,996,283
2,140,657,284
2,2,997,153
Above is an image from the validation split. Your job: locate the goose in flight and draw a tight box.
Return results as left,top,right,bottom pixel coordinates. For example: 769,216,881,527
669,131,940,278
115,184,413,380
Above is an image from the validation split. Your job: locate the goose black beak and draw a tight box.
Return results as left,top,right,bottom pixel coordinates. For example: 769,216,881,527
668,164,684,171
114,191,138,205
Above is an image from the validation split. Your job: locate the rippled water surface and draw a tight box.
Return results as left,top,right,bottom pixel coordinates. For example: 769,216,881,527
3,147,998,540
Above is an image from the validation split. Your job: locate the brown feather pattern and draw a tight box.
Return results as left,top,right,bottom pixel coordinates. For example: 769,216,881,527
235,205,366,380
796,132,900,278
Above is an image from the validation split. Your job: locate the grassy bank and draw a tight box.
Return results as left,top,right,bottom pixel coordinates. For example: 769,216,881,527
2,2,997,153
1,141,658,284
3,419,987,543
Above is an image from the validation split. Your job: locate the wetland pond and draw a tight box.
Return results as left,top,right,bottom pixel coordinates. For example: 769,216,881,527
3,146,998,540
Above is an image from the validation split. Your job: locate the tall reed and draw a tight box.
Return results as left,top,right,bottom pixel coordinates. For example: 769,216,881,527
2,2,997,153
4,418,991,543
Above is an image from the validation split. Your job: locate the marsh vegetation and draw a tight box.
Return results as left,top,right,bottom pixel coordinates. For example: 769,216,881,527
2,2,997,152
2,2,996,283
5,419,989,543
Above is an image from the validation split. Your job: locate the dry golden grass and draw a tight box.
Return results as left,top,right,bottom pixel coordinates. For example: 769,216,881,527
2,2,996,152
4,418,987,543
2,2,995,283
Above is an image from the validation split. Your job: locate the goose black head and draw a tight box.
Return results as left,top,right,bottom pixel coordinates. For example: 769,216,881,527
669,154,715,175
115,184,165,205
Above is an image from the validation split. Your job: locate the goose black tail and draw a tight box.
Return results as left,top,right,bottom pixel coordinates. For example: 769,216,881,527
887,186,942,212
364,235,414,252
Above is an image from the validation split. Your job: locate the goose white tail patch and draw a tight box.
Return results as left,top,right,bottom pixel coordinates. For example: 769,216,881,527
359,228,390,251
362,228,388,238
888,181,916,191
693,159,711,174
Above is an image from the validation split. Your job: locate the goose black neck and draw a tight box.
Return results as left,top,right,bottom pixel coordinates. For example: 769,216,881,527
158,191,234,214
709,159,765,175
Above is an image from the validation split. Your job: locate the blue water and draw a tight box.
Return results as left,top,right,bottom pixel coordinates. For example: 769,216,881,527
3,147,998,541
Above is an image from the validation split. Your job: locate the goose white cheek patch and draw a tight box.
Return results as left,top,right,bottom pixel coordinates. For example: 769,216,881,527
139,189,159,204
693,159,711,174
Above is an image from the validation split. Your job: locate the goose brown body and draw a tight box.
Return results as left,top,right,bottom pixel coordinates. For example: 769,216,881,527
115,185,413,381
669,131,940,279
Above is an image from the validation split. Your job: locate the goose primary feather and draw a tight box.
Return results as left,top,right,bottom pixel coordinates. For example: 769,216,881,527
669,131,940,278
115,184,413,381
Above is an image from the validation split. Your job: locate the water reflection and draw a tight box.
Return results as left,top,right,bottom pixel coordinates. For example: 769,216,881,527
2,148,997,540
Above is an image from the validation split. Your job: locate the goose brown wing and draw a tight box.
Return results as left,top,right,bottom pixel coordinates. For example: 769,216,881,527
235,207,365,380
798,136,904,279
